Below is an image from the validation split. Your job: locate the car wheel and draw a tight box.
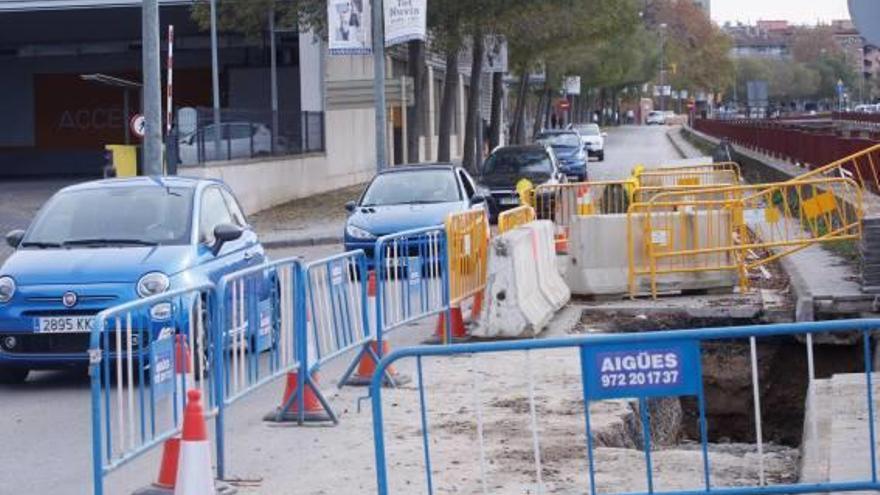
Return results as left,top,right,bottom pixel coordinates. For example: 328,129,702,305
0,366,29,384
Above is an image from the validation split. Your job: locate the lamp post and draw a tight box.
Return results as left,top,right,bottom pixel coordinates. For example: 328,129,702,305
659,23,667,112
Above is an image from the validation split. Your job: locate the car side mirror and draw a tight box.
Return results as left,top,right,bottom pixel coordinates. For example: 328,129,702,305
344,201,357,213
5,229,25,248
471,194,487,205
211,223,243,255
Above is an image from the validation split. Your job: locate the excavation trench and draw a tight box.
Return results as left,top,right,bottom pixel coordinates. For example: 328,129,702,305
577,312,863,448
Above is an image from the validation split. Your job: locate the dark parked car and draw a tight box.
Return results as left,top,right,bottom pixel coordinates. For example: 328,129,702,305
480,144,565,223
535,130,588,181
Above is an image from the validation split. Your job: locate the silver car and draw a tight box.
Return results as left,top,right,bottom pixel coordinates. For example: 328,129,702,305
178,122,278,164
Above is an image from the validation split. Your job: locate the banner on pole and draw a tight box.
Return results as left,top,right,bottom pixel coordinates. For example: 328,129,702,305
564,76,581,96
384,0,426,47
483,35,508,73
329,0,372,55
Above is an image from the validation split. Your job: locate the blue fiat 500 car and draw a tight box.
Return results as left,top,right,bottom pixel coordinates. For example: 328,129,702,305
0,177,267,384
343,164,489,268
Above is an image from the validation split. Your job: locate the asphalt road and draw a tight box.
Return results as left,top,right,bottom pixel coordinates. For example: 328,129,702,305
0,124,691,495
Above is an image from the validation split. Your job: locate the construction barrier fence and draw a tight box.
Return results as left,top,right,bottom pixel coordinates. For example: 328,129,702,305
627,178,863,297
498,205,536,233
89,283,216,495
371,319,880,495
446,210,490,306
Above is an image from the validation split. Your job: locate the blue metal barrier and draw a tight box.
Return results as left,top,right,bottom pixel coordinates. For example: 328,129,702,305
373,226,449,357
305,250,372,386
89,283,215,495
212,257,308,478
371,319,880,495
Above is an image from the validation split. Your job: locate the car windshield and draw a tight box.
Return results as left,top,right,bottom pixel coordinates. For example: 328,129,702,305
575,125,600,136
361,170,461,206
482,149,553,182
537,133,581,148
23,186,194,247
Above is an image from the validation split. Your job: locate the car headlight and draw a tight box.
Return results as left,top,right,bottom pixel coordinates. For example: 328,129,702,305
346,224,375,240
137,272,170,298
0,276,15,303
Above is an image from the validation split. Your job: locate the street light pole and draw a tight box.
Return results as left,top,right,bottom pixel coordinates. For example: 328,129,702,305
209,0,222,159
142,0,163,175
659,23,667,112
372,0,388,172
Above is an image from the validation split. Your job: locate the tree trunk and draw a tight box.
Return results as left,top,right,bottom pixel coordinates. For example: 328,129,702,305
437,49,459,163
512,71,530,144
463,32,485,174
489,71,503,149
406,40,426,164
531,88,545,139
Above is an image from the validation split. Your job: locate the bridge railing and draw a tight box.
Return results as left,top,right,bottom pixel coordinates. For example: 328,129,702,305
370,318,880,495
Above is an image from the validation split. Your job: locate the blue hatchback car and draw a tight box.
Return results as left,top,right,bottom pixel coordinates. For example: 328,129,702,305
0,177,266,383
343,164,488,264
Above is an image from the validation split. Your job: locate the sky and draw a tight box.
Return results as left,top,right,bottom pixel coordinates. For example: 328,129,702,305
711,0,851,25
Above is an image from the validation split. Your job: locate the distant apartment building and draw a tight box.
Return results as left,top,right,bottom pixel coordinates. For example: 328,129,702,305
724,21,792,59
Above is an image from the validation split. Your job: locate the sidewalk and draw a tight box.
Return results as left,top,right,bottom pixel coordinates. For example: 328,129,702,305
250,183,365,247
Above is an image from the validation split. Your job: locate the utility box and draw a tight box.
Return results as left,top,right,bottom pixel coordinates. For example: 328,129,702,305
104,145,139,177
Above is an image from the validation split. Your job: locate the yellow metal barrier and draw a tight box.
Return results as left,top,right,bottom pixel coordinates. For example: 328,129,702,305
646,161,742,179
446,209,490,305
498,205,536,234
532,181,631,252
637,167,740,189
627,177,863,298
792,144,880,202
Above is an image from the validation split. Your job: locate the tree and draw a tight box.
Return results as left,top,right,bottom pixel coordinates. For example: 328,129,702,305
653,0,733,96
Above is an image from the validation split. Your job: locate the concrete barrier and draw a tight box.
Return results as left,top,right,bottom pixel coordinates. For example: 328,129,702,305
474,224,557,338
524,221,571,310
563,213,738,297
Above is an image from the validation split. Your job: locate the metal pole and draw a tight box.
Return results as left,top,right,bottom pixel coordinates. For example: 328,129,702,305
269,9,279,154
372,0,388,172
209,0,222,159
141,0,163,176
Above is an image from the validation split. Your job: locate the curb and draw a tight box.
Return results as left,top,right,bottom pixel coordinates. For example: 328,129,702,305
262,235,344,249
665,127,688,159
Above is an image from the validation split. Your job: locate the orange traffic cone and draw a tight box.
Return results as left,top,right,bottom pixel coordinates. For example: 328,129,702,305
133,337,194,495
174,390,215,495
434,307,468,343
344,341,410,386
469,290,485,322
263,371,336,423
555,226,569,254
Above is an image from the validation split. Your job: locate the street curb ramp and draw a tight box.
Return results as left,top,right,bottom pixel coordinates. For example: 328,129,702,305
472,221,570,338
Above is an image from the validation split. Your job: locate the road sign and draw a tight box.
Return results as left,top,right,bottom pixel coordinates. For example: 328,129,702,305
129,114,146,139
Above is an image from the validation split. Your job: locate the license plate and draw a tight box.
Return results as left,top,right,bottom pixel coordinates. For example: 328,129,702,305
500,197,519,206
36,316,95,333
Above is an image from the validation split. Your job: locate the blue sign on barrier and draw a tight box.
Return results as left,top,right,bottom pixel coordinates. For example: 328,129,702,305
150,334,175,401
581,340,701,400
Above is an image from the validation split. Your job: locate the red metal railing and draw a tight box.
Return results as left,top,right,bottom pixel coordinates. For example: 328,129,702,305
693,119,880,170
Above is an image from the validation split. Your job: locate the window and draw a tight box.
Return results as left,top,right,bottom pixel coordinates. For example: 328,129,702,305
458,170,476,198
220,188,248,227
199,187,235,244
24,186,193,246
361,170,461,206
